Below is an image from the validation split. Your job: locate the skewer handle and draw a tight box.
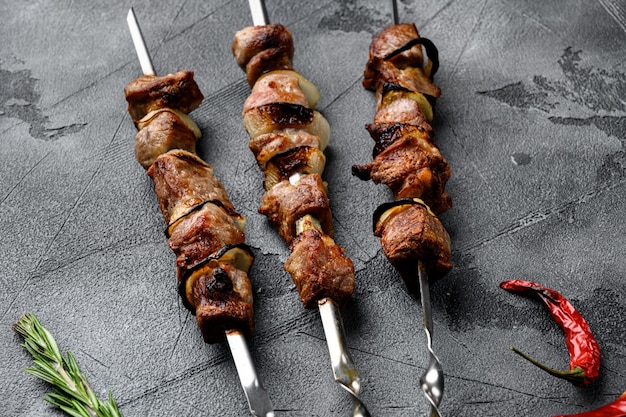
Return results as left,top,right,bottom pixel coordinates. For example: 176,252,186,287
319,298,371,417
226,330,275,417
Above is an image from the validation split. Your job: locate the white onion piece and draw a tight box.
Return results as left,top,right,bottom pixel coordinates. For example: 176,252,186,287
138,108,202,139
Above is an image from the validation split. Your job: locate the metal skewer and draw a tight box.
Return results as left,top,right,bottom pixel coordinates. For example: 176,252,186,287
389,1,445,415
126,8,274,417
247,2,370,415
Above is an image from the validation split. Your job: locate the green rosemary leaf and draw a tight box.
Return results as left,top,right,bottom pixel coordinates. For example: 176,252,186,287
13,313,124,417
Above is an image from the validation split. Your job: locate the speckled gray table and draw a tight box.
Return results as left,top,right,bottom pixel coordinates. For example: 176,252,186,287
2,0,626,416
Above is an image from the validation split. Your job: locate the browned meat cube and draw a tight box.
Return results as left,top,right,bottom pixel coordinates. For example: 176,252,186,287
367,23,425,67
243,71,309,112
365,60,441,99
168,202,245,275
232,24,295,86
352,130,452,213
134,110,198,169
373,98,433,132
374,202,452,292
183,262,254,343
258,173,333,243
249,130,321,170
147,150,236,224
284,228,354,308
124,71,204,124
363,24,440,98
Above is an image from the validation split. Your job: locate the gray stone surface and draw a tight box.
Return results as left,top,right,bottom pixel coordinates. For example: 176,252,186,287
2,0,625,416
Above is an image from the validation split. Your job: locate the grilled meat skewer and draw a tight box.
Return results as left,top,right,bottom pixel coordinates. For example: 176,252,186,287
124,72,254,343
353,23,452,289
233,23,355,309
353,17,450,416
233,7,370,415
124,9,273,416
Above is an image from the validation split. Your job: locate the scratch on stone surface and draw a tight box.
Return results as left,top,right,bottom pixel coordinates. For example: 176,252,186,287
458,178,625,253
494,0,555,35
451,372,574,403
319,76,363,113
291,0,336,28
118,353,231,408
168,314,191,361
421,0,457,30
255,311,315,345
30,238,162,279
79,349,112,370
299,330,419,368
0,149,51,206
317,0,387,34
597,0,626,35
51,62,131,109
332,215,370,264
162,6,223,44
439,113,495,196
447,0,489,82
0,116,125,321
165,0,190,41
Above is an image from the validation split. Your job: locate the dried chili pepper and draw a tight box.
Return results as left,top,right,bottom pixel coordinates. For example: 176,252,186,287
500,279,600,386
553,391,626,416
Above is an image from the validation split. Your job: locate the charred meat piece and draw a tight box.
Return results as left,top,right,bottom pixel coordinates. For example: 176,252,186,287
367,23,425,68
366,61,441,99
124,71,204,124
363,23,440,98
259,173,333,243
134,109,198,169
168,202,245,275
352,131,452,213
374,202,452,292
184,262,254,343
284,227,354,309
249,130,321,171
232,24,295,86
147,150,236,223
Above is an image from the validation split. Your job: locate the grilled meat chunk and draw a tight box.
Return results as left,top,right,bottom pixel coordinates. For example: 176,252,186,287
366,61,441,99
147,150,236,223
244,71,309,112
373,98,433,131
249,130,321,171
363,23,440,98
374,202,452,291
284,227,354,308
352,130,452,213
232,24,295,86
124,71,204,124
134,109,198,169
259,173,333,243
367,23,425,67
184,262,254,343
168,202,245,275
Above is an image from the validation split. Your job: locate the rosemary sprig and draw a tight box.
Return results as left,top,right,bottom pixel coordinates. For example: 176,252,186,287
13,313,124,417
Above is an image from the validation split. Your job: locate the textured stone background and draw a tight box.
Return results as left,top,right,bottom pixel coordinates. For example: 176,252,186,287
2,0,626,416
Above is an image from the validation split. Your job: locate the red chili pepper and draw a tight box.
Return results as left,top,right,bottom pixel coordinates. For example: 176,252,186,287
500,279,600,386
553,391,626,416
